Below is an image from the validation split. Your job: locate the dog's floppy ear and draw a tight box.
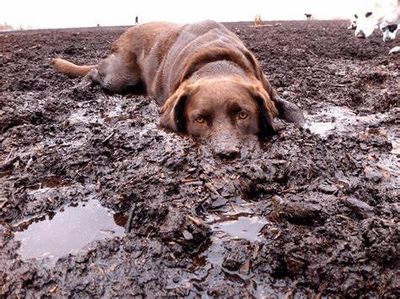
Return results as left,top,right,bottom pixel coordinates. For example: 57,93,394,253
261,74,305,126
242,51,305,127
160,82,195,132
246,82,279,136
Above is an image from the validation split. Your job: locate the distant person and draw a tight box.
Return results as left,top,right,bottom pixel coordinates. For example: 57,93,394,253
135,16,139,25
254,15,262,26
305,13,312,20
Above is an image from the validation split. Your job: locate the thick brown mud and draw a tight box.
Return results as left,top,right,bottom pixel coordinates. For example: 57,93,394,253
1,21,399,297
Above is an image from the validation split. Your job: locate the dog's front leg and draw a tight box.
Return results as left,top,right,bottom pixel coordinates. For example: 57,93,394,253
73,69,100,91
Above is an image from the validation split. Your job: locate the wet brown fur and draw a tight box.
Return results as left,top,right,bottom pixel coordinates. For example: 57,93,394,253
53,20,304,158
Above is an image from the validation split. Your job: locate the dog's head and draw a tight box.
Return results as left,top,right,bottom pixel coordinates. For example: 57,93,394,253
380,21,399,41
353,0,395,39
355,10,379,38
160,76,304,159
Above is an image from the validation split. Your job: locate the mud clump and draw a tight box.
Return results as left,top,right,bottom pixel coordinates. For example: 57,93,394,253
0,21,399,297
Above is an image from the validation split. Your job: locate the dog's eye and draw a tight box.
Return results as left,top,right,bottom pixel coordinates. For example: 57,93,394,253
238,111,248,120
366,12,372,18
195,116,206,124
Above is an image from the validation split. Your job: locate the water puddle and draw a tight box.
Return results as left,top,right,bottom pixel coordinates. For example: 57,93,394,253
305,105,391,138
209,214,267,242
306,105,400,186
14,200,125,265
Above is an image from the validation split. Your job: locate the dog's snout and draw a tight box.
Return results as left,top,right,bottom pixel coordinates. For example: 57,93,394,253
356,31,366,38
383,35,395,42
217,147,240,160
210,129,241,160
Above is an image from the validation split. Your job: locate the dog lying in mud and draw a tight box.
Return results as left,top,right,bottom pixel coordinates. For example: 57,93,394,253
53,20,304,159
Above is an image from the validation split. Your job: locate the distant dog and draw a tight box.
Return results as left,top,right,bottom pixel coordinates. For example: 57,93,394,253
53,21,304,159
255,15,262,26
305,14,312,20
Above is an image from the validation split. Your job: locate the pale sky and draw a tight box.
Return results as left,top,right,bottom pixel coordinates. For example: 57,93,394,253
2,0,367,29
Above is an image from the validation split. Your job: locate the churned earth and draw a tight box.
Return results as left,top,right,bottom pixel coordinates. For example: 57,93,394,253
0,20,399,297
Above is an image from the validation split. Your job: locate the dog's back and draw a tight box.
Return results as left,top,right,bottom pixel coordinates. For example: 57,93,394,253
53,21,260,104
151,21,260,103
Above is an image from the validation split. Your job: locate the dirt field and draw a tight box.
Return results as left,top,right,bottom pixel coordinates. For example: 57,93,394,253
1,20,399,297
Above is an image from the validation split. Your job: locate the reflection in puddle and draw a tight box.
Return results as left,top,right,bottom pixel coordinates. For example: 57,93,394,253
14,200,125,264
205,238,226,266
210,215,267,242
197,215,267,268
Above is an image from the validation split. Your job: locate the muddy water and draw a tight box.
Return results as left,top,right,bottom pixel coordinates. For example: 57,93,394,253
14,200,125,264
209,215,267,242
306,105,400,187
305,105,393,138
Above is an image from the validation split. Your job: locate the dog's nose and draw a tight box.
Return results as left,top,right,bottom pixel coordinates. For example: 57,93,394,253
216,147,240,160
211,130,241,160
356,31,366,38
383,36,394,42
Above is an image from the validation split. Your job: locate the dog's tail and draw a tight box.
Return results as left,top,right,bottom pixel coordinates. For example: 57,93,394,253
53,58,96,78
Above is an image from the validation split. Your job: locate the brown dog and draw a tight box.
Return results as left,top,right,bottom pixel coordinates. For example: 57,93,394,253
53,20,304,159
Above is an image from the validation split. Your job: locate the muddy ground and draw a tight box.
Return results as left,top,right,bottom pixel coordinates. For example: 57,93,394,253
0,20,399,297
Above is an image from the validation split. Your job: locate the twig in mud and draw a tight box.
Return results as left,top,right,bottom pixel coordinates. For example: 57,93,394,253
125,204,136,233
183,180,203,186
252,244,260,259
102,131,115,143
6,150,14,160
282,187,297,193
205,182,220,196
330,84,347,88
24,155,34,172
308,50,318,58
187,215,203,226
0,156,20,172
336,214,352,221
182,178,202,184
273,231,282,240
49,285,58,293
228,200,239,213
0,199,8,209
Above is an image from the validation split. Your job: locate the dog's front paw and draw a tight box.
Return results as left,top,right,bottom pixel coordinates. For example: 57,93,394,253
73,78,93,92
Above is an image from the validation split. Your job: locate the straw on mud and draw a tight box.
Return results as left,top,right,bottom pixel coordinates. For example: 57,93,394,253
125,205,136,234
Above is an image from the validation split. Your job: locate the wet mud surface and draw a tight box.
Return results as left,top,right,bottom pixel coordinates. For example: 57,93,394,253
1,21,399,297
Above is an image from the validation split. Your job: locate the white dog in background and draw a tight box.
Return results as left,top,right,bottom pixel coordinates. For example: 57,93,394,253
354,0,400,53
380,21,399,41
